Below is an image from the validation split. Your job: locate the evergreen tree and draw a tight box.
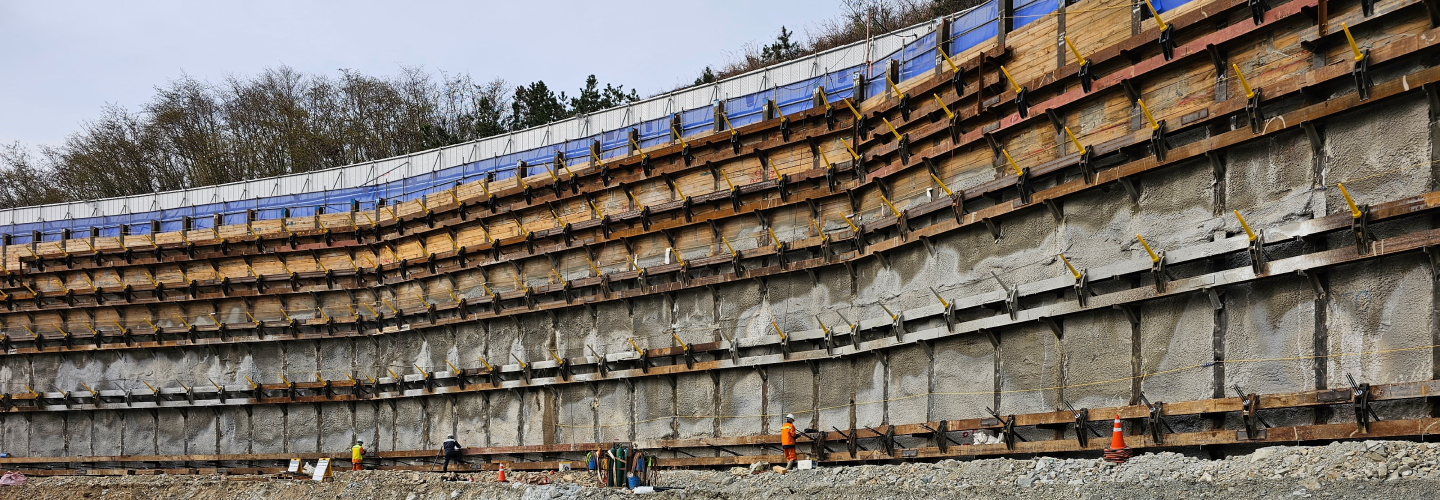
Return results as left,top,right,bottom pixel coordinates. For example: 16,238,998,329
761,26,803,63
570,75,641,115
693,66,717,86
509,80,569,131
470,79,512,138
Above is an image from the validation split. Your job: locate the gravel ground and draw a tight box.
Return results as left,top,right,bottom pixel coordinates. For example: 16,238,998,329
4,440,1440,499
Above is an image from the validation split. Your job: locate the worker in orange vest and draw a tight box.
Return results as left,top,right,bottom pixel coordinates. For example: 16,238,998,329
780,414,799,470
351,440,366,471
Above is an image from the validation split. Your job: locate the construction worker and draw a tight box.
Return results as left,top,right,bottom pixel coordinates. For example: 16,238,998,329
351,440,366,471
781,413,799,470
441,435,463,472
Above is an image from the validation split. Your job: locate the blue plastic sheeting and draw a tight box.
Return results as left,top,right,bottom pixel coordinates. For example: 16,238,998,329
1153,0,1192,12
161,208,191,225
600,129,629,158
679,105,714,138
44,219,76,233
726,88,773,128
192,203,223,226
561,137,595,162
897,31,938,82
433,164,465,187
866,47,905,98
950,0,999,56
900,49,935,81
281,192,328,217
1014,0,1057,29
221,213,247,226
775,77,821,115
461,159,494,181
901,31,936,64
822,65,860,99
517,144,558,167
637,116,671,149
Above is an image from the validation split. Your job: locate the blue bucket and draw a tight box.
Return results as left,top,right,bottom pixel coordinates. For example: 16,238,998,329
628,474,639,489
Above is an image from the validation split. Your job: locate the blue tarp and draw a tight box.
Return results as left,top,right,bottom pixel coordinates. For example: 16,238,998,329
1014,0,1057,29
726,88,773,128
1153,0,1192,13
637,116,671,149
776,77,821,115
950,0,999,56
823,65,859,100
679,106,715,138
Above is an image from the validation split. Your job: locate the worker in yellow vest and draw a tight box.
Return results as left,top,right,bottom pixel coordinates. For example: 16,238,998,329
780,414,798,470
351,440,366,471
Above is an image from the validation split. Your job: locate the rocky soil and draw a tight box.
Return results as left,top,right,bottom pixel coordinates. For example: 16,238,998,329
5,440,1440,499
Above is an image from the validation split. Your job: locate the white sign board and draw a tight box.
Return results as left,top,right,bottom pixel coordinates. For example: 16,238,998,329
287,458,301,473
312,458,332,481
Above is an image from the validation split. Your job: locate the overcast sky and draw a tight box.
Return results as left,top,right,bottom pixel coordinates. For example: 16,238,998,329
0,0,836,148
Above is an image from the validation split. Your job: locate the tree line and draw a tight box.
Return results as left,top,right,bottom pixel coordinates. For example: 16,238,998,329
0,68,639,209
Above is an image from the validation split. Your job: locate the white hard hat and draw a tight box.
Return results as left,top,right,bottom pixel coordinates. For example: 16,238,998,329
785,413,795,420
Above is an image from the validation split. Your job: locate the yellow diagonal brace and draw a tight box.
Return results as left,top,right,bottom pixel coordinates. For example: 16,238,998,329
1343,23,1364,62
766,227,784,251
720,235,738,258
840,138,860,160
1232,64,1255,99
1060,254,1082,280
1338,183,1363,219
1234,210,1257,241
671,126,689,148
931,288,950,310
933,94,954,120
1137,98,1161,131
937,45,960,73
1002,149,1024,177
835,97,860,122
885,73,903,98
1137,234,1160,263
1064,126,1086,154
718,169,737,192
879,194,902,219
1144,0,1168,31
1064,35,1086,66
999,65,1022,94
811,220,828,242
881,117,903,142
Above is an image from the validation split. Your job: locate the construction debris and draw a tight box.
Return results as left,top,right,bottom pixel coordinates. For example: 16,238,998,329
3,441,1440,499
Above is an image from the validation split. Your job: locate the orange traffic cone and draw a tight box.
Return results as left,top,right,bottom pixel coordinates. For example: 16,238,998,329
497,463,508,482
1103,414,1132,464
